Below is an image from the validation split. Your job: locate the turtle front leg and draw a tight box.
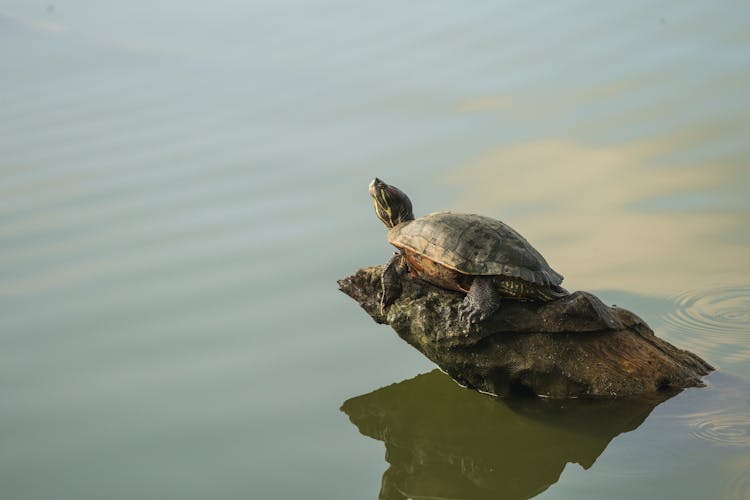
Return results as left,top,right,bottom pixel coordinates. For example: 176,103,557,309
381,252,407,314
458,276,501,325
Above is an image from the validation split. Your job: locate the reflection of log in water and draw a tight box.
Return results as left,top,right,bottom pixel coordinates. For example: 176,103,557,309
341,370,677,500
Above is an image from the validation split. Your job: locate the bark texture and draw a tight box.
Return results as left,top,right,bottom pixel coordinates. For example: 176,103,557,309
338,266,713,398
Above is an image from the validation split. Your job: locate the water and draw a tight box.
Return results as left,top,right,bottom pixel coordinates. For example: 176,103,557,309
1,2,749,499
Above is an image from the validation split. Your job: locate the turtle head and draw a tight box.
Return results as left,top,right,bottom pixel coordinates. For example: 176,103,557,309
369,178,414,228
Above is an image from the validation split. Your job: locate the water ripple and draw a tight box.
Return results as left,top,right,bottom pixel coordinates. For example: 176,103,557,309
663,285,750,364
677,375,750,452
687,410,750,447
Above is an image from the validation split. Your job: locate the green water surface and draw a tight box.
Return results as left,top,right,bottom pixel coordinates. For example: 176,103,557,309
2,2,750,499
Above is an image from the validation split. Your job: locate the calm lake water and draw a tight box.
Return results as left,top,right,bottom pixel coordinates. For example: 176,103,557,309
2,2,749,499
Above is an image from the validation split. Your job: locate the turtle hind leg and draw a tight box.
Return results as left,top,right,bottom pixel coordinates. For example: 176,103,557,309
380,252,407,314
458,276,501,325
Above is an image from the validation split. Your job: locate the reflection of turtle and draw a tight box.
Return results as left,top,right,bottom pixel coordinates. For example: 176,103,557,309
341,369,672,500
369,178,567,324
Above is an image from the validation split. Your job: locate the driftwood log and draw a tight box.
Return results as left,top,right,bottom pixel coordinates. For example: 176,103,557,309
338,266,713,398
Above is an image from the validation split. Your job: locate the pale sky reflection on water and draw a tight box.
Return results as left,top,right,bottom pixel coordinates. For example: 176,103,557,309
443,136,750,295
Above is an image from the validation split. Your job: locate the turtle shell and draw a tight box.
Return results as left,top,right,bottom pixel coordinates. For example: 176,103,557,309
388,212,563,287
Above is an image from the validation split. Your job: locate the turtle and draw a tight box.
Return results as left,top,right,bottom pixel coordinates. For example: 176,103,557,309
369,178,567,325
